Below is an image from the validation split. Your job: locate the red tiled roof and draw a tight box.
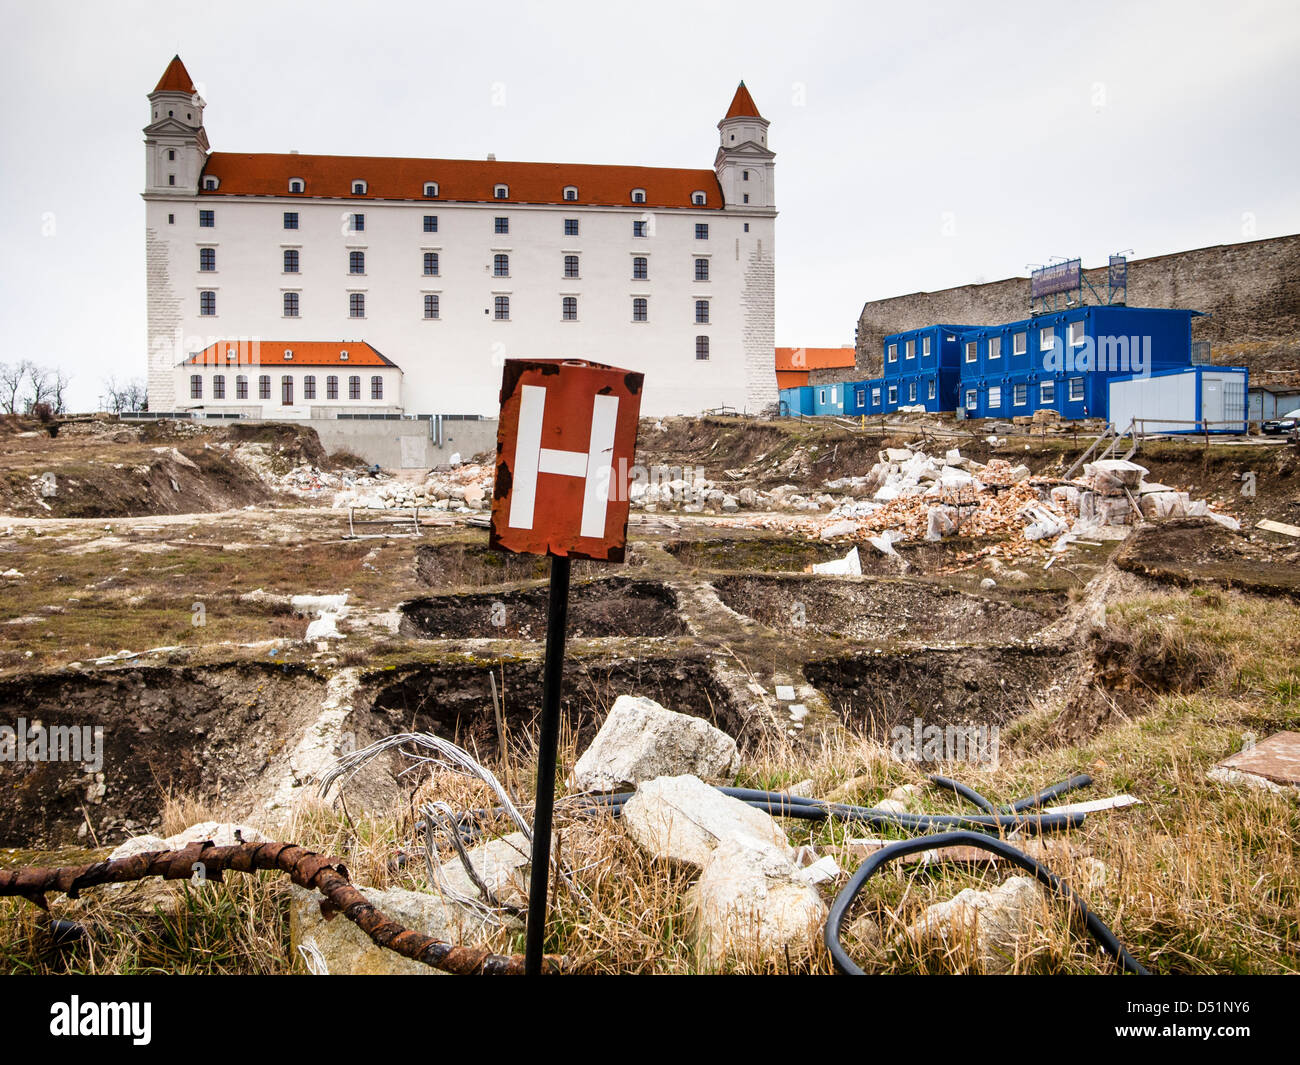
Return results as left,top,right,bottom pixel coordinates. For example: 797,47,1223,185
184,341,396,369
153,55,196,94
200,152,725,209
724,82,764,120
775,347,857,372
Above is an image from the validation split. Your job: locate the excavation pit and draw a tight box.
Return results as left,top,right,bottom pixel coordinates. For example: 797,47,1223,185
414,540,650,590
365,654,743,762
400,578,686,640
805,647,1071,741
713,574,1061,644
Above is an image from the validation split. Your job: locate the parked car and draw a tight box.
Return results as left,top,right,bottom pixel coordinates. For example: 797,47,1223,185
1262,408,1300,435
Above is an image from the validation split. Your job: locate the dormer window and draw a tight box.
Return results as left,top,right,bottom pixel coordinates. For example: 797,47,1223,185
203,177,219,191
691,191,707,206
225,348,238,361
283,349,294,360
339,350,349,361
288,178,305,193
494,184,509,199
631,188,646,204
352,180,367,195
424,182,439,197
563,186,578,201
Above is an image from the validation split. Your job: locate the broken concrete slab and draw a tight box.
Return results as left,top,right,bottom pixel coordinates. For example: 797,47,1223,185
812,545,861,575
569,694,740,793
622,774,793,869
691,837,828,968
1210,732,1300,792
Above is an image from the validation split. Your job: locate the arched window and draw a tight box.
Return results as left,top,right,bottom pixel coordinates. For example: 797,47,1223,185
352,180,367,195
283,292,299,317
691,190,707,205
493,254,509,277
258,375,271,399
370,376,383,400
203,176,219,191
423,182,439,197
236,375,248,399
563,186,578,201
281,376,294,405
493,184,509,199
283,249,299,273
695,336,710,361
562,296,577,320
349,250,365,275
631,188,646,203
424,252,439,276
288,178,304,193
326,375,339,400
199,291,216,316
213,374,225,399
303,375,316,400
189,374,203,399
348,375,361,400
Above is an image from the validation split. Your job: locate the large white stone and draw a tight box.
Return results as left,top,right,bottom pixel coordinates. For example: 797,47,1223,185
289,883,498,976
622,774,792,869
692,837,828,968
436,830,538,912
901,875,1046,974
570,695,739,793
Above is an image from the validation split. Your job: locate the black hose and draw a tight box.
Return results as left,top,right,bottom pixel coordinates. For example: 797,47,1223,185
1009,774,1094,813
927,775,999,814
824,830,1148,976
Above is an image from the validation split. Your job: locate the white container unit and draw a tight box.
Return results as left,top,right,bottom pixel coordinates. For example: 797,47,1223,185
1108,366,1248,435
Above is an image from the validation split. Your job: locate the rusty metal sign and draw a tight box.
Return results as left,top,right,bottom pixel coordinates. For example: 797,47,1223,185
490,358,644,562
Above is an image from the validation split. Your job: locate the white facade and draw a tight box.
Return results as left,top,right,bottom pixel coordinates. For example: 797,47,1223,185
143,61,778,419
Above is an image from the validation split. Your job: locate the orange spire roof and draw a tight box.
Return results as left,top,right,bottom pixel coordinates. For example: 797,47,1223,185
724,81,763,120
153,55,196,94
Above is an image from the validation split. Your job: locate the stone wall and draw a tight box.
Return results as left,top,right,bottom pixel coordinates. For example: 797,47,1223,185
847,233,1300,380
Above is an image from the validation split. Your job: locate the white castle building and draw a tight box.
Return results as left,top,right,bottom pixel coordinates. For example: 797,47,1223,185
143,57,778,419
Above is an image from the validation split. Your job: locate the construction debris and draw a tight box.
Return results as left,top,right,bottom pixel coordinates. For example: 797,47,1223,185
1209,732,1300,793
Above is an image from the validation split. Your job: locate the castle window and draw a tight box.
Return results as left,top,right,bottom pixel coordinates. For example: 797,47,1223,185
564,218,579,236
236,375,248,399
283,293,299,317
632,220,647,238
281,376,293,405
695,223,708,240
199,210,214,228
304,375,316,400
694,258,710,281
352,180,367,195
632,256,648,280
349,250,365,274
424,293,440,319
283,211,298,230
259,375,271,400
348,375,361,400
423,214,438,233
213,375,225,399
168,150,175,161
168,175,176,186
493,253,509,277
203,177,219,191
494,296,510,320
562,296,578,321
288,178,304,193
350,213,365,232
695,299,710,324
494,216,509,234
169,214,175,225
199,248,216,272
349,293,365,318
695,336,710,361
199,290,216,316
327,376,339,400
283,249,299,273
743,171,749,181
631,188,646,204
424,182,439,197
563,254,579,279
632,297,648,322
494,184,509,199
423,252,440,276
743,194,749,204
371,376,383,400
692,191,706,205
563,186,578,201
190,375,202,400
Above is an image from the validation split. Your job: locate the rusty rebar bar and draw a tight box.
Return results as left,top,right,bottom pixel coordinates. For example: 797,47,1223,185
0,840,563,975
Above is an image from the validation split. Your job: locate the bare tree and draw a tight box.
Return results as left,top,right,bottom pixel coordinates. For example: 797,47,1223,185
0,362,24,415
103,376,147,414
22,361,54,413
49,368,72,415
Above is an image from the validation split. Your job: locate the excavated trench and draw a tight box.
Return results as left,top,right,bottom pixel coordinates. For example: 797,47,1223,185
414,541,652,589
400,578,686,639
713,575,1063,644
805,646,1074,740
0,664,333,848
364,655,743,761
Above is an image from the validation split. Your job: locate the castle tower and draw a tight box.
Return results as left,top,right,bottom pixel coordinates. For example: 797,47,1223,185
714,82,775,211
144,56,209,195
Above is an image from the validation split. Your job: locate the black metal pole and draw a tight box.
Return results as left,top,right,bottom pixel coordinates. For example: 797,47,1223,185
524,552,571,974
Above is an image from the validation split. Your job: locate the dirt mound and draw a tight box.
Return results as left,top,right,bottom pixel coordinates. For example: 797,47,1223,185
1115,517,1300,598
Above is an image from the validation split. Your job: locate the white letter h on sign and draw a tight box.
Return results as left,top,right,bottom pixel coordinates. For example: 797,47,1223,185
508,384,619,539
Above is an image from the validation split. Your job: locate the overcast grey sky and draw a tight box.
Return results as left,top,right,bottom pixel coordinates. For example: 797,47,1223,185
2,0,1298,409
